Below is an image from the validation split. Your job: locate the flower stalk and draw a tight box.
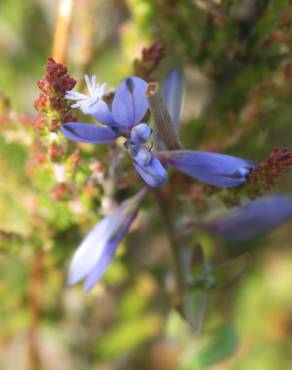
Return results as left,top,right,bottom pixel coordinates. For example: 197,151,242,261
148,84,185,302
147,83,182,150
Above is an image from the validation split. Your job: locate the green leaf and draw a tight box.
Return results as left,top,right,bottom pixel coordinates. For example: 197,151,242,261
183,288,208,334
190,325,239,368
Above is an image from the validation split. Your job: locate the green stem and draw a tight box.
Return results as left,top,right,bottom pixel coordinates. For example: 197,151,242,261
148,84,185,302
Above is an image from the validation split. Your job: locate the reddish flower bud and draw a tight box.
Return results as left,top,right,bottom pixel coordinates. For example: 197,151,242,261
34,94,48,112
50,119,60,131
50,143,63,161
46,57,67,78
51,183,72,201
283,61,292,82
35,56,77,133
49,96,63,110
63,111,77,122
34,152,47,165
37,78,51,95
54,75,76,93
143,42,166,61
19,114,30,125
32,116,44,130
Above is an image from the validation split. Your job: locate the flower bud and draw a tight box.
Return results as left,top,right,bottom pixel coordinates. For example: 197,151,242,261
130,123,152,145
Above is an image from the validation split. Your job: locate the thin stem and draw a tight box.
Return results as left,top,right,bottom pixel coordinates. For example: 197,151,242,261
153,189,185,302
147,83,182,150
147,84,185,302
27,249,44,370
51,0,75,63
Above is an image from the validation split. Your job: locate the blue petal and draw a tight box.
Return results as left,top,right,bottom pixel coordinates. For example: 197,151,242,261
112,76,149,129
67,211,124,286
159,150,255,187
208,195,292,241
83,216,135,292
162,69,183,130
92,100,117,127
67,190,146,291
61,122,118,144
83,239,120,292
131,146,153,166
130,123,152,145
133,155,168,187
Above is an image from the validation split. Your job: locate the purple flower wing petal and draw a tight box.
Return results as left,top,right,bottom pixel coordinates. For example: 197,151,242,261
83,239,120,292
133,156,168,188
67,211,123,286
112,76,148,129
61,122,118,144
130,123,152,145
83,218,135,292
92,100,117,127
209,195,292,241
161,150,255,187
162,69,183,130
67,191,145,291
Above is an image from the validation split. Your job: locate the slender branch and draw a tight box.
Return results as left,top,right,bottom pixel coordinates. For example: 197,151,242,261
27,249,44,370
147,84,185,302
147,83,182,150
153,188,185,302
51,0,75,63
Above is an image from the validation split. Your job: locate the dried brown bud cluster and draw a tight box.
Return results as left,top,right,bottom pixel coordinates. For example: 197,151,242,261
222,148,292,207
34,57,77,132
133,42,166,81
248,148,292,197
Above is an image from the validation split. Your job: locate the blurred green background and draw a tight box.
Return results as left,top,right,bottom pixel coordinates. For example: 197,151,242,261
0,0,292,369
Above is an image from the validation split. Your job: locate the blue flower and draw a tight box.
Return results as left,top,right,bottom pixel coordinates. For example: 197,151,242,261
158,150,255,187
68,189,146,291
208,195,292,241
65,75,107,115
62,76,168,188
63,76,253,189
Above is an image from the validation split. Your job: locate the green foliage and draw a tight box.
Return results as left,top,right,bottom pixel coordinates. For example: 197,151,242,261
191,325,239,368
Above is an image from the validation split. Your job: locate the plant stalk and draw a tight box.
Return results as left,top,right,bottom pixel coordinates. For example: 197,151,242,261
147,84,185,302
51,0,75,63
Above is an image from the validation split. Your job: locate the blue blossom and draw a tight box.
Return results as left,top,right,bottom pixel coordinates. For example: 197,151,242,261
158,150,255,187
68,189,146,292
63,75,253,189
207,195,292,241
62,76,168,188
65,75,106,115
